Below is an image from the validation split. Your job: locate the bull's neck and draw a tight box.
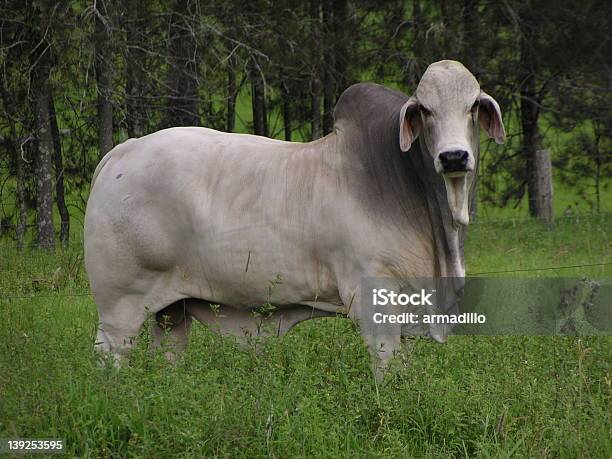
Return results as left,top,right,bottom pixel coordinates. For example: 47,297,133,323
389,138,468,278
330,126,468,278
423,187,466,277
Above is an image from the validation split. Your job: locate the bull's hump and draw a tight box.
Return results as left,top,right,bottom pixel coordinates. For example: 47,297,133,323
333,83,409,128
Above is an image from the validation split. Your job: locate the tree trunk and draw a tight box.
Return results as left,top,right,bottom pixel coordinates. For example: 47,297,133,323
463,0,480,221
49,89,69,246
461,0,480,75
520,70,541,218
519,17,542,219
410,0,425,87
281,79,292,141
593,124,602,213
165,0,200,127
310,0,322,140
469,184,478,221
15,140,28,248
226,54,236,132
31,53,55,249
94,0,114,158
250,59,267,136
322,72,334,134
322,0,335,134
332,0,348,100
0,83,28,248
517,1,553,222
125,0,146,138
276,31,292,141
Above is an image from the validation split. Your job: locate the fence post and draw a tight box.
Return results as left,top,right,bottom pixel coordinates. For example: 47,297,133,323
535,148,554,227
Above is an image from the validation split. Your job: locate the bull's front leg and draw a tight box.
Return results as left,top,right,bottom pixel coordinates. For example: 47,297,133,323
362,333,402,383
340,287,402,383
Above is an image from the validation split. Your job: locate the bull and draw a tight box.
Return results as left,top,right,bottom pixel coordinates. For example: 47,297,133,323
85,60,505,378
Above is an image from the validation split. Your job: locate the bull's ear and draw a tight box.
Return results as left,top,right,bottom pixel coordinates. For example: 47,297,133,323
478,91,506,144
399,96,421,152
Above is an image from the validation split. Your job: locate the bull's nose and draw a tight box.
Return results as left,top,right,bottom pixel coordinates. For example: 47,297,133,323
439,150,469,173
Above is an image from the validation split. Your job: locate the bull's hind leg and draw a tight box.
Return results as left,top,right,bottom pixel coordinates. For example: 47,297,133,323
151,299,193,362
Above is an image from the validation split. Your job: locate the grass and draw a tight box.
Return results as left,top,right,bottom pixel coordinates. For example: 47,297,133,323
0,214,610,457
467,213,611,277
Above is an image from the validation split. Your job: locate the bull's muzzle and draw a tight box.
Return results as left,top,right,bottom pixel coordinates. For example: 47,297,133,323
439,149,470,173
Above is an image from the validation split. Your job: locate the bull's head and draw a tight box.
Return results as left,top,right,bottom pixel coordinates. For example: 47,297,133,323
398,60,505,226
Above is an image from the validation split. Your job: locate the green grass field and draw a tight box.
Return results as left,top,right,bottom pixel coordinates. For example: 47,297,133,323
1,213,610,457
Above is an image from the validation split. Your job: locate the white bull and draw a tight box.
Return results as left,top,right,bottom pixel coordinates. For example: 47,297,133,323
85,60,505,378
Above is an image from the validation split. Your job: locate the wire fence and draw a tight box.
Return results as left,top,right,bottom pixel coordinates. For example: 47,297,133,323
469,261,612,276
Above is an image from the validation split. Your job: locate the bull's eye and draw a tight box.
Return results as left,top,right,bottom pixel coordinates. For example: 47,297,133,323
419,105,432,117
470,100,480,113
